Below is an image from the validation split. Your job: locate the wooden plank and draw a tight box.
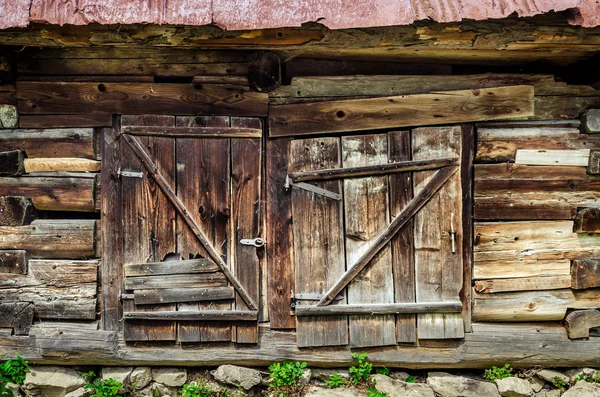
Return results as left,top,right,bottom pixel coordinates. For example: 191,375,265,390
121,115,177,342
29,325,117,356
342,134,395,348
474,259,571,280
0,128,96,159
269,86,534,137
18,82,269,117
413,126,464,340
472,290,576,322
0,150,25,176
474,199,578,220
121,125,261,138
318,165,458,307
175,115,232,343
0,250,27,274
388,130,416,343
0,219,96,258
265,138,295,329
571,259,600,290
288,157,457,183
100,122,122,332
474,276,571,293
565,310,600,339
124,259,218,277
231,117,262,344
0,176,96,211
289,137,347,348
134,287,235,305
295,302,462,316
0,303,34,335
460,125,474,333
515,149,590,166
19,114,112,128
125,273,227,290
476,120,582,129
475,163,594,180
0,196,35,226
574,208,600,233
23,158,101,173
124,311,258,321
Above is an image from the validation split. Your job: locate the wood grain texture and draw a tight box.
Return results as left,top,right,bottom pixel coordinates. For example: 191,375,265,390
295,302,462,316
474,259,571,280
124,259,218,277
269,86,534,137
0,219,96,258
231,117,262,343
133,287,235,305
121,115,177,342
176,115,231,343
412,126,464,340
121,125,261,138
290,137,348,348
460,124,474,333
571,259,600,290
388,130,415,343
0,302,33,335
18,82,268,117
19,114,112,128
0,196,35,226
0,128,96,159
124,273,227,290
565,310,600,339
574,208,600,233
341,134,395,348
23,158,101,173
473,290,575,321
515,149,590,166
0,250,27,274
474,276,571,293
265,138,296,329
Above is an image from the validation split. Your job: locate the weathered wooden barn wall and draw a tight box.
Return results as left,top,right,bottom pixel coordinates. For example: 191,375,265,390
1,15,600,366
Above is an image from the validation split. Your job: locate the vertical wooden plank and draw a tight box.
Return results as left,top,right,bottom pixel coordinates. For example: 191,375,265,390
265,138,296,329
289,137,348,348
122,115,177,341
461,125,474,333
388,130,416,343
176,116,231,342
342,134,396,348
231,117,262,344
412,126,464,340
100,119,122,331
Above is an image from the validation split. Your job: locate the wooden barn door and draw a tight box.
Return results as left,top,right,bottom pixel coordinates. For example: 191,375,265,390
110,115,262,343
289,126,466,348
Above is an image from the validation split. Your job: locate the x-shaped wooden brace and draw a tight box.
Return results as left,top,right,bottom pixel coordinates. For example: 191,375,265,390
122,133,258,311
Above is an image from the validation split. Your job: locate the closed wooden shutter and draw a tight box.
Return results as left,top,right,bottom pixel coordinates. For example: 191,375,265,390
289,127,465,348
113,115,262,343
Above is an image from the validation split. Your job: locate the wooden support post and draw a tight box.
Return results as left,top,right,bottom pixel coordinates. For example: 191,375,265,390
565,309,600,339
0,150,25,176
0,196,35,226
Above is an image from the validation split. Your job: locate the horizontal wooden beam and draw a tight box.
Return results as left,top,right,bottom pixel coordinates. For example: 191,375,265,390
133,287,235,305
124,273,227,290
269,86,534,138
23,158,101,173
0,128,96,159
121,125,262,138
295,302,462,316
123,310,258,321
124,258,218,277
288,157,457,182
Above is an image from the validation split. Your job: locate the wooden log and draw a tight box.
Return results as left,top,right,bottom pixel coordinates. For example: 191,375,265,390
476,120,582,129
18,82,269,117
288,157,457,182
574,208,600,233
124,310,258,321
124,259,218,277
473,290,576,321
0,175,96,212
19,114,112,128
0,128,96,159
474,276,571,293
571,259,600,290
474,259,571,280
476,163,593,181
23,158,101,173
515,149,590,166
0,219,96,259
295,302,462,316
474,198,578,221
582,109,600,134
192,76,249,86
0,196,35,226
588,151,600,175
0,250,27,274
317,166,457,307
30,325,117,356
133,287,235,305
0,302,34,335
124,273,227,290
270,86,534,137
121,125,262,138
0,150,25,176
564,310,600,339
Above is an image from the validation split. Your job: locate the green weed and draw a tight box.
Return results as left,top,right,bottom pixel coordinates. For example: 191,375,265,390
483,364,513,383
82,371,124,397
349,353,373,385
324,374,346,389
0,356,29,397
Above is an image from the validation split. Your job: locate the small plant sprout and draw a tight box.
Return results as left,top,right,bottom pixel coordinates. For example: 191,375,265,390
324,374,346,389
366,387,389,397
552,376,568,390
82,371,124,397
268,361,308,393
375,367,390,376
0,356,29,397
405,375,416,383
483,364,513,382
179,381,213,397
349,352,373,385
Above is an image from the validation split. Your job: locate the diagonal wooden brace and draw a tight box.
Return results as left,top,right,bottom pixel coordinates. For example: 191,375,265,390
121,133,258,311
316,165,459,306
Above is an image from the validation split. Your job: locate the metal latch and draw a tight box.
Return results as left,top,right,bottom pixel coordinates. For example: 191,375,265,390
449,212,457,254
117,168,144,178
240,238,265,248
284,175,341,201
